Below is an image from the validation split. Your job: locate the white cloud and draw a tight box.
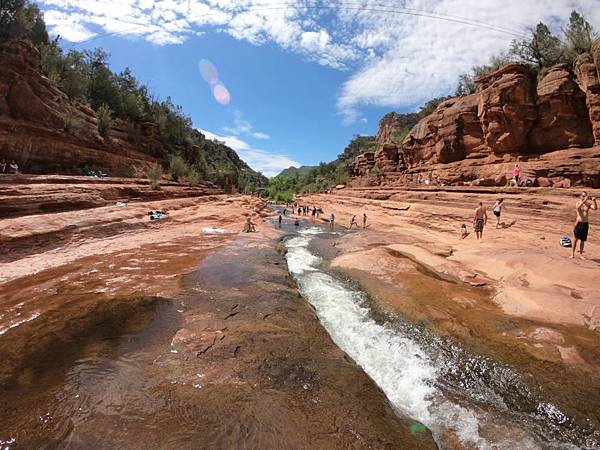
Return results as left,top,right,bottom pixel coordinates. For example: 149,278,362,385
222,109,270,140
251,132,270,139
40,0,600,122
197,128,299,177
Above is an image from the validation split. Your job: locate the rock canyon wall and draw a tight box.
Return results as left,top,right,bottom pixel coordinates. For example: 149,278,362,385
0,40,261,181
353,40,600,188
0,41,165,176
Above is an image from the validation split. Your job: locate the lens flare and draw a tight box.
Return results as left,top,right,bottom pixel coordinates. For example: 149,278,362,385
198,59,219,85
213,84,231,105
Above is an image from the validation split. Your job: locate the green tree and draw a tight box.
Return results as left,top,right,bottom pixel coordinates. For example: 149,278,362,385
455,73,475,96
563,11,594,63
96,103,112,137
0,0,25,40
61,50,89,100
1,0,48,45
510,22,563,70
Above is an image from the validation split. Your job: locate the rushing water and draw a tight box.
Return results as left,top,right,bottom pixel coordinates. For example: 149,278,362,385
285,226,588,450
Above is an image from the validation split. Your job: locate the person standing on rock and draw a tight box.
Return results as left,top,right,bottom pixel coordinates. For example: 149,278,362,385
571,192,597,259
278,214,283,228
329,212,335,231
473,202,487,240
512,164,521,187
492,198,505,229
362,213,368,229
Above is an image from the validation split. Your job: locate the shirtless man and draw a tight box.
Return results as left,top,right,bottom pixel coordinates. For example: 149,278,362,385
572,192,597,259
329,212,335,231
473,202,487,240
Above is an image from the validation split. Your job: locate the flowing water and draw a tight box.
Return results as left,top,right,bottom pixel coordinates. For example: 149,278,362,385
285,226,597,449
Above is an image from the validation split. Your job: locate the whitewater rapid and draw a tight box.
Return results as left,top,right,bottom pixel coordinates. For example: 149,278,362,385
284,227,571,450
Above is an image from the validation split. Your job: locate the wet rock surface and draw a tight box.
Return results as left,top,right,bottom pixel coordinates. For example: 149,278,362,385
0,220,436,448
300,191,600,447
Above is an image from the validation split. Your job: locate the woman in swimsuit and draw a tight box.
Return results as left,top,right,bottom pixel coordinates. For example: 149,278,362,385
492,198,504,229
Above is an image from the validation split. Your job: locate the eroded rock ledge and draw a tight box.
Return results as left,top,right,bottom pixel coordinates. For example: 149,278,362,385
353,39,600,189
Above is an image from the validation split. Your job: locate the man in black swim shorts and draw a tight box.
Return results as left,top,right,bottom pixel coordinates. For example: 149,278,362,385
572,192,597,259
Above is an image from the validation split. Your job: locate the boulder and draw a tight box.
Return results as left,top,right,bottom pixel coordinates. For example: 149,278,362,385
581,42,600,145
374,143,399,171
537,177,553,188
352,152,375,176
402,95,483,165
529,65,593,151
476,64,537,154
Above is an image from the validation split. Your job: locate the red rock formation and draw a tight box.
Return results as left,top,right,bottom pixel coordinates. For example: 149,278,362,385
476,64,537,154
402,95,484,165
575,42,600,145
0,40,161,176
353,41,600,188
529,66,593,151
376,112,418,144
352,151,375,175
374,143,400,172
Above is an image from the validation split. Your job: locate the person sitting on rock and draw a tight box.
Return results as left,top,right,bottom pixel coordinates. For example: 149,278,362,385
8,160,19,174
243,216,257,233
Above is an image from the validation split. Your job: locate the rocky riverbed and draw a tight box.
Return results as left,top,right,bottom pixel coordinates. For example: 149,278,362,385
0,179,435,449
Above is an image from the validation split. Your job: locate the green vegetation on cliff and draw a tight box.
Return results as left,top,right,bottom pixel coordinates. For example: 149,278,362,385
455,11,595,96
266,135,375,200
0,0,267,191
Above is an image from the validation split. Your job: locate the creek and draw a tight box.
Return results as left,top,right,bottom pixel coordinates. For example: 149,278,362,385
285,225,597,449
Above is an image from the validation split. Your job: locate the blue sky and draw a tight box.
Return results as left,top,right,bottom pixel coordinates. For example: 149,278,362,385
42,0,599,176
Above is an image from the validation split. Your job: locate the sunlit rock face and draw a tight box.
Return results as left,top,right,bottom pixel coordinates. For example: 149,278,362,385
351,42,600,188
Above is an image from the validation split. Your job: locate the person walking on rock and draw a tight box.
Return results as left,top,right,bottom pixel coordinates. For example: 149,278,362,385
492,198,505,229
473,202,487,240
572,192,597,259
349,215,359,229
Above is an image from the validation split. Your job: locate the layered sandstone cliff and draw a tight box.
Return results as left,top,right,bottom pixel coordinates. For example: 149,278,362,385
0,41,164,176
353,40,600,188
0,40,262,182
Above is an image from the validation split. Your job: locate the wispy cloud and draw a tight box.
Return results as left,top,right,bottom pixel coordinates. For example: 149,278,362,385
222,109,270,140
198,128,298,177
40,0,600,123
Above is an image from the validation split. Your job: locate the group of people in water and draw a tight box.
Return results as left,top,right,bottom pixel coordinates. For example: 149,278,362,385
275,202,369,232
264,187,598,261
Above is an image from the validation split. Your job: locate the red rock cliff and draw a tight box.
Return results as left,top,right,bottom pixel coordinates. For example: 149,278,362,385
353,41,600,188
0,40,167,176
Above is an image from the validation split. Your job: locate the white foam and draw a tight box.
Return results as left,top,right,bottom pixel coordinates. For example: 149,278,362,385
285,229,542,449
201,226,226,234
0,311,40,336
